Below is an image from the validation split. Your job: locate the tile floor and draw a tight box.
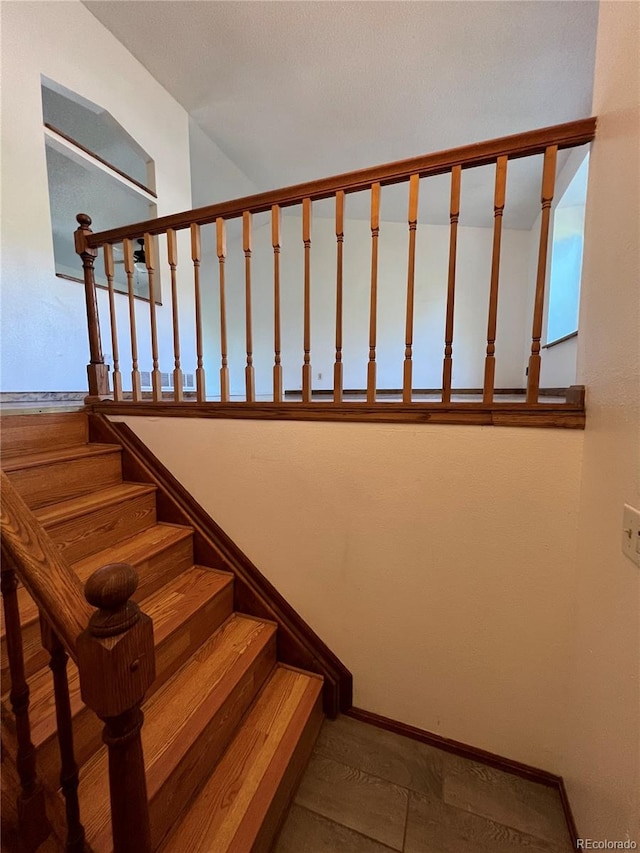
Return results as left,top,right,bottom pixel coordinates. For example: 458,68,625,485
275,715,573,853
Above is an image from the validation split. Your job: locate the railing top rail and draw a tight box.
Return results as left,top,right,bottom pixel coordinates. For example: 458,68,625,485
86,117,596,247
0,471,92,662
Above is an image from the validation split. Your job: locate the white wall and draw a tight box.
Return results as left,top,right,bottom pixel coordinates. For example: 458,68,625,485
0,0,555,400
566,0,640,843
116,415,583,773
540,336,578,389
198,212,532,398
0,0,194,393
189,117,258,208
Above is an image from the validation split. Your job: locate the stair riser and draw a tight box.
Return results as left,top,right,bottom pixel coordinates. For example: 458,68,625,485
153,581,234,692
35,581,235,791
157,668,324,853
240,688,323,853
43,492,157,564
131,534,194,604
0,535,195,690
0,623,49,693
7,452,122,509
149,634,277,851
0,413,88,457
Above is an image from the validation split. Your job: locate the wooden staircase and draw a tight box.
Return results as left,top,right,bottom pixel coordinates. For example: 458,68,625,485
0,412,324,852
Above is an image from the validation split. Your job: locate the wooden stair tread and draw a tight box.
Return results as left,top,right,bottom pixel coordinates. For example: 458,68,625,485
0,412,88,457
5,524,195,635
3,566,235,753
0,443,121,472
79,614,277,852
0,412,329,853
71,523,193,587
161,665,324,853
34,483,156,527
143,565,234,642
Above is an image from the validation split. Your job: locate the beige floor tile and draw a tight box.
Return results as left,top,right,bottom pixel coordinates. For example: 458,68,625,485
275,804,398,853
294,754,408,851
314,716,443,798
443,755,572,847
405,790,570,853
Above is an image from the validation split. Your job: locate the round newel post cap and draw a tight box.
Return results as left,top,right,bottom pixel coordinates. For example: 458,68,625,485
86,562,138,610
76,213,92,228
85,563,140,638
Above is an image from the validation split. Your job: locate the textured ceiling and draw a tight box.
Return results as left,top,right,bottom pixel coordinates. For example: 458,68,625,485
83,0,598,227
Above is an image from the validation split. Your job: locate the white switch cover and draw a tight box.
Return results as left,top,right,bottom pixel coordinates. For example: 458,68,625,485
622,504,640,567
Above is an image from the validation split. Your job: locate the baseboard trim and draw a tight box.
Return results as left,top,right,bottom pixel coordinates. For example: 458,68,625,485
346,707,579,848
557,777,580,850
89,414,352,718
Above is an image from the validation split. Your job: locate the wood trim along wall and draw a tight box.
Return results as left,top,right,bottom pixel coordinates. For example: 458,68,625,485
86,118,596,245
542,331,578,350
88,414,352,717
88,400,586,429
347,707,580,849
45,123,157,198
55,273,161,306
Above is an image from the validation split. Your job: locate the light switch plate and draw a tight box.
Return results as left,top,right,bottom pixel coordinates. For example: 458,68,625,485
622,504,640,567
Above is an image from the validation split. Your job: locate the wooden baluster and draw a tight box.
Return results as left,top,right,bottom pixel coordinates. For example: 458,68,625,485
40,618,85,853
302,198,312,402
272,205,283,402
123,238,142,402
74,214,110,400
243,211,255,402
442,166,462,403
403,175,419,403
166,230,183,401
77,563,155,853
143,234,162,401
527,145,558,403
367,183,381,404
190,224,206,402
483,156,508,404
334,191,345,404
216,218,230,402
103,244,122,402
0,561,50,852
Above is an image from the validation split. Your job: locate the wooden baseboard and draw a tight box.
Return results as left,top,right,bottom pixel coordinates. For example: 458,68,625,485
557,777,580,850
346,707,579,848
88,414,352,718
88,400,586,430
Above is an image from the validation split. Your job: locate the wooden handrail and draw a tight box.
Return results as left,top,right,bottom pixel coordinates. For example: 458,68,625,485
86,117,596,246
0,472,92,662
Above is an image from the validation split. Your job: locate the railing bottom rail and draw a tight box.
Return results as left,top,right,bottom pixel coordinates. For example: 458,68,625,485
88,394,585,430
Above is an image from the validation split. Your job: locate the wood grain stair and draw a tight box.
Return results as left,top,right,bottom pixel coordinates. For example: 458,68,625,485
1,523,196,686
2,443,123,509
35,482,158,563
6,566,235,791
0,412,325,852
159,665,323,853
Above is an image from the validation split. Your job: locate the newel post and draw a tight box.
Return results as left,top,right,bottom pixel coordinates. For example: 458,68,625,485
74,213,111,401
77,564,155,853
